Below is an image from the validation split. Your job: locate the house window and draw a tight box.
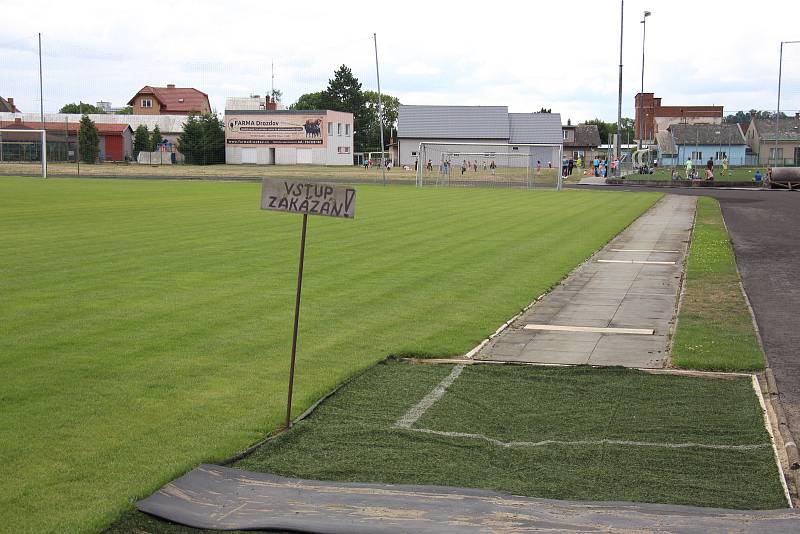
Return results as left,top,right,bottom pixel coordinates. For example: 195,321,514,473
715,151,727,160
345,124,350,136
328,122,333,135
141,98,152,108
563,130,568,140
337,146,350,154
769,147,784,160
691,151,703,160
512,146,519,151
337,123,342,135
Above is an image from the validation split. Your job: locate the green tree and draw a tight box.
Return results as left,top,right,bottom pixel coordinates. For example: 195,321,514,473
178,114,224,165
585,119,612,144
290,91,328,111
59,102,105,114
363,90,400,151
116,106,133,115
323,65,370,152
78,115,99,163
539,108,552,113
724,109,787,124
270,88,283,103
133,124,150,157
150,126,162,151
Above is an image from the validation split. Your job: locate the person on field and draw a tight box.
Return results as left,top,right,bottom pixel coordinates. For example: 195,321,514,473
593,156,600,176
490,160,497,175
685,157,693,177
427,159,432,171
722,156,729,176
754,169,763,182
461,160,467,175
707,157,714,174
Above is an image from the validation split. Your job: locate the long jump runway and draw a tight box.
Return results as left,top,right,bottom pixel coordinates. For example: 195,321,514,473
475,194,696,367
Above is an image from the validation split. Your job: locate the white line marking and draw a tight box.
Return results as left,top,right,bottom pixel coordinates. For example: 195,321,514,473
394,365,466,429
752,375,794,508
597,259,676,265
401,427,771,451
610,249,680,253
524,324,654,335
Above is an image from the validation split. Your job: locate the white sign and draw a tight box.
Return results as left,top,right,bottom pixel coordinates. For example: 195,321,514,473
260,179,356,219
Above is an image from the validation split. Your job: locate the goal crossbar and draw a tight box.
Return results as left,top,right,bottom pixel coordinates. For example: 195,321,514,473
0,128,47,178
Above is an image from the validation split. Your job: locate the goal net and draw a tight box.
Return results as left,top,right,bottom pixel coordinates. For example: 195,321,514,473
0,129,48,177
415,142,563,189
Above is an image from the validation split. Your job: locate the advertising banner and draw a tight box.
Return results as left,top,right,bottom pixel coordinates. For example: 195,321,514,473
226,113,327,147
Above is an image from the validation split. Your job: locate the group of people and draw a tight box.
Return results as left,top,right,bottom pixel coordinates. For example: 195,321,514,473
573,156,619,178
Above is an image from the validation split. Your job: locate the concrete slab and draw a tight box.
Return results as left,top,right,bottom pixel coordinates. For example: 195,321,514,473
476,195,696,367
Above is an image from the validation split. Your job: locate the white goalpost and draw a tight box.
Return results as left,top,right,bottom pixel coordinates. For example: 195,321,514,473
415,142,563,190
0,129,47,178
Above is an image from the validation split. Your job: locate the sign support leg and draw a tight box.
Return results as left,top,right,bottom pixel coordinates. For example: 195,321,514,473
286,213,308,429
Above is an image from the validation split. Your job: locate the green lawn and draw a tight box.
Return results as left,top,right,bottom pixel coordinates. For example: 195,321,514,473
0,177,659,533
112,361,785,533
625,167,768,182
672,197,765,371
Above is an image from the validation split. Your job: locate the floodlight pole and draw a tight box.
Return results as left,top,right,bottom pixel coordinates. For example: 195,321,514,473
638,11,651,150
373,33,386,186
616,0,624,174
286,213,308,429
38,32,47,178
775,41,800,168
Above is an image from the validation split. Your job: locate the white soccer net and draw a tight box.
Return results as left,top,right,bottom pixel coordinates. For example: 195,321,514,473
416,142,562,189
0,128,47,177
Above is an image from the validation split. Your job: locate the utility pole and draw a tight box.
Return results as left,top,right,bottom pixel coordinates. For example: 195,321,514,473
373,33,386,186
638,11,651,150
616,0,624,173
39,32,46,178
775,41,800,168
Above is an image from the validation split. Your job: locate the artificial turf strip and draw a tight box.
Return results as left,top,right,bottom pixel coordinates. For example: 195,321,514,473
672,197,765,371
233,362,785,511
0,177,660,533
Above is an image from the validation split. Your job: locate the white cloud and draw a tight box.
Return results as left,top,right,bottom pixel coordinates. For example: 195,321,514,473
2,0,798,120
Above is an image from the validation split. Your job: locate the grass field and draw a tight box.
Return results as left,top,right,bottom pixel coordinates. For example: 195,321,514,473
625,167,768,182
0,176,659,533
672,197,765,371
110,361,786,532
0,161,569,185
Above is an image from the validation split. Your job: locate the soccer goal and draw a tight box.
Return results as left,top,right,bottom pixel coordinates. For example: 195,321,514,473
0,129,47,177
415,142,563,189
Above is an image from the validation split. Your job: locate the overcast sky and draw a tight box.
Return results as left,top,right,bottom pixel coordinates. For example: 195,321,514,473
2,0,799,122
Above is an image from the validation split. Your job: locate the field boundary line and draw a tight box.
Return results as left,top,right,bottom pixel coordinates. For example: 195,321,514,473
394,364,466,429
753,375,794,507
398,426,771,451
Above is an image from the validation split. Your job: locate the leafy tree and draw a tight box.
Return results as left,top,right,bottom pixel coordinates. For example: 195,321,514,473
323,65,370,152
363,90,400,151
724,109,787,124
150,126,162,151
116,106,133,115
60,102,105,114
133,124,150,157
539,108,552,113
270,88,283,103
178,114,224,165
584,118,635,144
290,91,327,110
78,115,99,163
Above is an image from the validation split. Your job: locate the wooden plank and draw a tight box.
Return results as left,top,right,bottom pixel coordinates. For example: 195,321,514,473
524,324,654,335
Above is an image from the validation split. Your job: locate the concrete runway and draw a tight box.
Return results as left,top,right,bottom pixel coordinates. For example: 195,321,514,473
578,186,800,437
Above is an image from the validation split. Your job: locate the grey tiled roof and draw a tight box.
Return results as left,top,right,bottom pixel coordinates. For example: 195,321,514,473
668,123,746,145
656,131,677,154
563,124,601,147
509,113,563,144
398,105,509,139
753,118,800,141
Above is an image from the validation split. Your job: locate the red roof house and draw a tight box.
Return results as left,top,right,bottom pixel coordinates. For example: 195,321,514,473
127,84,211,116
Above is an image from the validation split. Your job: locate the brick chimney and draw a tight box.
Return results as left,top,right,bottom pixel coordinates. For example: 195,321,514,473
266,96,277,111
7,97,15,110
14,117,22,124
166,84,175,89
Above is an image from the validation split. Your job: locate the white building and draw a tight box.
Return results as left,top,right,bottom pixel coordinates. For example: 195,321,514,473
397,105,563,167
224,103,353,166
